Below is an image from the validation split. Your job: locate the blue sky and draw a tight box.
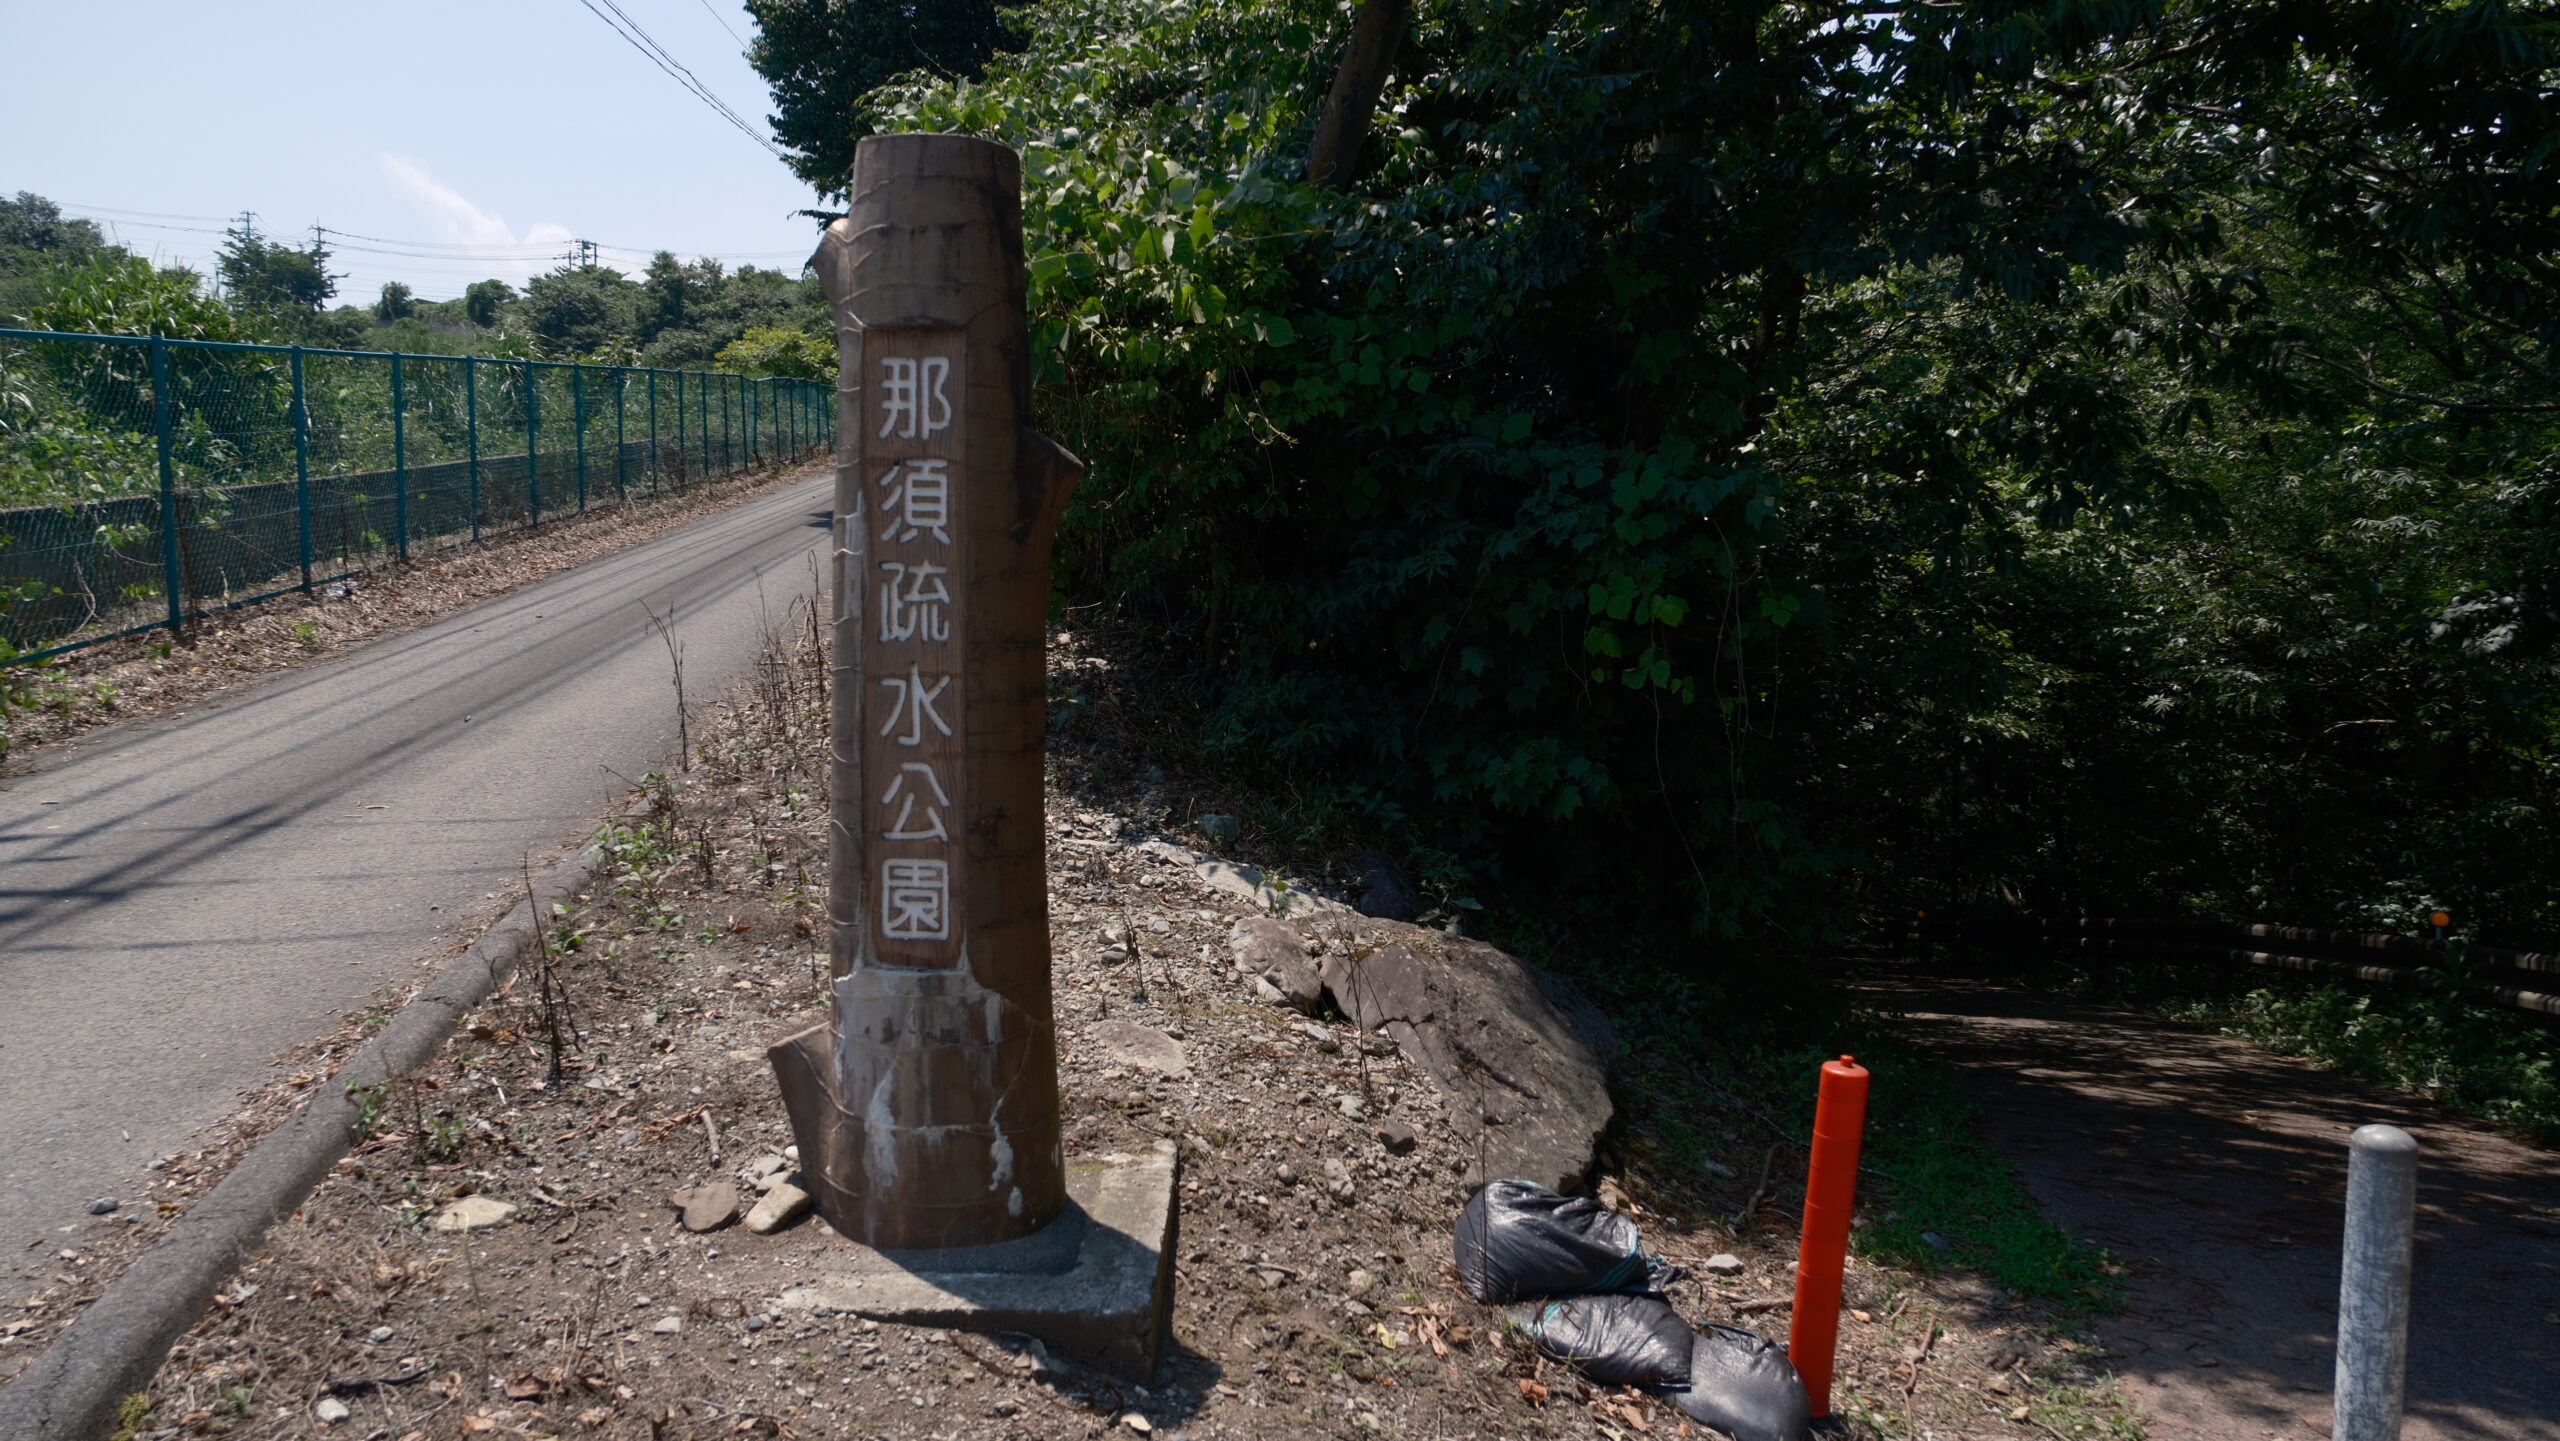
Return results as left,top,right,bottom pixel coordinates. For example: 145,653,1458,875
0,0,830,302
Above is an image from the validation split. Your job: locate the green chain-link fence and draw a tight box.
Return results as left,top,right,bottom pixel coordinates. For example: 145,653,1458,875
0,327,834,661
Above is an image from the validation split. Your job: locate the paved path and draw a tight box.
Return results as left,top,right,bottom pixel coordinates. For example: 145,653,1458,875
1872,971,2560,1441
0,473,831,1291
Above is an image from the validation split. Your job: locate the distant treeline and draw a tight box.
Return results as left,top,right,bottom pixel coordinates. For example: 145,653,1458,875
0,192,830,378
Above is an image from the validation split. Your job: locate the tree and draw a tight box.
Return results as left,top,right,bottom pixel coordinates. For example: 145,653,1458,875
745,0,1026,194
519,264,638,355
464,278,514,328
217,226,335,315
1302,0,1409,187
849,0,2560,957
714,323,831,378
0,193,108,273
374,281,417,323
639,250,723,343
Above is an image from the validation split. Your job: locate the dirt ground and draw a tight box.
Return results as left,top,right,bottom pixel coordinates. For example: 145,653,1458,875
64,624,2144,1441
1872,968,2560,1441
1,454,824,766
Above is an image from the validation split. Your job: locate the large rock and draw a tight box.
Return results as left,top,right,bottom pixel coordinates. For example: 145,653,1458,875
1228,917,1324,1013
1315,920,1613,1194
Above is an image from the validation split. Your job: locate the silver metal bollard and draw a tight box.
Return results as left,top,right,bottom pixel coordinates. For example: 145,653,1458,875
2333,1123,2419,1441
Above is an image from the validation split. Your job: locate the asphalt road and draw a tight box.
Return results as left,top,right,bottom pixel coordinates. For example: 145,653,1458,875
0,473,832,1291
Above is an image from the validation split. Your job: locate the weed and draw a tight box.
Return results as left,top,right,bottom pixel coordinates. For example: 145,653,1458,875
420,1109,467,1161
291,620,325,651
89,680,119,711
346,1081,390,1139
105,1392,153,1441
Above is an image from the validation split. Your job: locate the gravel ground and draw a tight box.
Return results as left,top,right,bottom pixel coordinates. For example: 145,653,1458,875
71,621,2139,1441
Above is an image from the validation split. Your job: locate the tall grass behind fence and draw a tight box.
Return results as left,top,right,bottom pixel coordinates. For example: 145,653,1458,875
0,327,832,661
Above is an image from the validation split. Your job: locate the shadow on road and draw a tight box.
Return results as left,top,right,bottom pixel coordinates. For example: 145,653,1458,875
1866,967,2560,1441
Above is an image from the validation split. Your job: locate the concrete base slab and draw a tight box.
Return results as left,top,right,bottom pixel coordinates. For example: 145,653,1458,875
775,1140,1179,1379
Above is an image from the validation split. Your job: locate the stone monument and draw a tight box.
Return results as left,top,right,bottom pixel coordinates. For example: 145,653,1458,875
768,133,1175,1377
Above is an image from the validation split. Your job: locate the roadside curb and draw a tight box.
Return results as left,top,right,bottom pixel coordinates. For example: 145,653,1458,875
0,806,644,1440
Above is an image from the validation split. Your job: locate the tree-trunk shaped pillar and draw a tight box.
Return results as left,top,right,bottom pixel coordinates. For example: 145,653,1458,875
770,132,1081,1249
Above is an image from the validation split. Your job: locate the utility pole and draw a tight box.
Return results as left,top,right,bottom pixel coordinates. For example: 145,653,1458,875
574,238,599,268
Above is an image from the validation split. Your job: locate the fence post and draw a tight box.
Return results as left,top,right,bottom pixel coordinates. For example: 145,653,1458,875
2335,1124,2418,1441
391,350,408,561
675,370,688,492
465,355,481,543
149,337,182,639
290,345,313,592
526,360,541,527
614,366,627,501
572,362,588,512
648,369,660,494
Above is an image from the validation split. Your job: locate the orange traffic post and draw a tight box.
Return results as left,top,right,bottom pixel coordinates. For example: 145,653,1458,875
1788,1055,1871,1420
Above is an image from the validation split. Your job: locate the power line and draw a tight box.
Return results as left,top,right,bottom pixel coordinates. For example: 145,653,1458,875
570,0,785,159
693,0,748,50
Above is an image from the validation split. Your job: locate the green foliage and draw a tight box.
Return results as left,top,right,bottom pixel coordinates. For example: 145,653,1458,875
746,0,1029,194
2154,968,2560,1143
374,281,417,323
0,192,108,274
715,324,831,379
851,0,2560,963
216,226,335,317
464,278,514,328
12,251,249,342
520,264,639,356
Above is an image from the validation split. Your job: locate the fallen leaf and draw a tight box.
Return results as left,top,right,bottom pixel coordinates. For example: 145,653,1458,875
505,1375,548,1400
1517,1378,1550,1408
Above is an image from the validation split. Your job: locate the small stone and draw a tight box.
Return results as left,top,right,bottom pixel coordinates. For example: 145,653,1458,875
990,1399,1021,1418
674,1182,741,1232
745,1314,768,1332
783,1144,800,1162
1121,1412,1153,1433
1090,1019,1191,1077
1198,814,1240,847
366,1325,395,1344
1347,1269,1374,1294
1921,1230,1953,1254
1375,1119,1417,1153
1251,977,1287,1005
312,1396,350,1424
87,1198,117,1216
1300,1023,1341,1054
1335,1094,1367,1120
1703,1253,1746,1277
652,1315,683,1334
1274,1163,1299,1185
428,1196,517,1233
744,1182,812,1234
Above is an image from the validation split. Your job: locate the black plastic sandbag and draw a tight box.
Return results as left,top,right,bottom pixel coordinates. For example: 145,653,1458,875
1506,1294,1696,1388
1670,1323,1813,1441
1453,1180,1685,1303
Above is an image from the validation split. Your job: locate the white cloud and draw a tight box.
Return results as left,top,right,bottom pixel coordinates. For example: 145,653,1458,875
378,153,589,284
